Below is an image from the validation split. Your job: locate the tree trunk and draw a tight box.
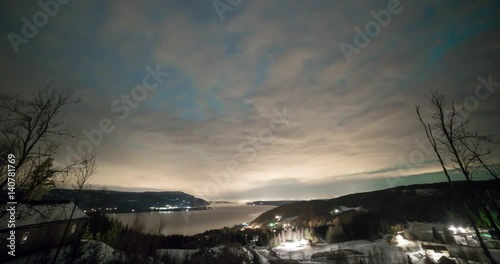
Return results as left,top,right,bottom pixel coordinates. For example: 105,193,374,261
51,199,78,264
469,180,500,235
466,204,497,264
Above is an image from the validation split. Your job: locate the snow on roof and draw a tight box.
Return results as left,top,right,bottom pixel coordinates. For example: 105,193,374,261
0,201,88,230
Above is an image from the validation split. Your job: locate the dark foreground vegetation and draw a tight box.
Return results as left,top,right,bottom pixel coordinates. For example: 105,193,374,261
83,211,272,255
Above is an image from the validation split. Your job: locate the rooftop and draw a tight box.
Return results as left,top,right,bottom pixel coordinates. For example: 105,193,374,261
0,201,88,231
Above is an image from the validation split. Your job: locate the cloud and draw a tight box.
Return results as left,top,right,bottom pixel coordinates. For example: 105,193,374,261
1,0,499,200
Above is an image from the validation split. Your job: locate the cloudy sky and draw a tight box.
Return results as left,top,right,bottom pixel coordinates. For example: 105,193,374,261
1,0,499,201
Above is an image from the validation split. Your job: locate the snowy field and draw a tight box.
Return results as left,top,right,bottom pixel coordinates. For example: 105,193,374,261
273,239,420,263
266,237,499,263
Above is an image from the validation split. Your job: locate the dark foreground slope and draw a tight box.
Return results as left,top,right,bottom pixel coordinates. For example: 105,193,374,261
252,180,500,227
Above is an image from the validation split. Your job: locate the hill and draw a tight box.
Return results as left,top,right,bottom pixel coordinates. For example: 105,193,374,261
247,200,304,206
251,180,500,228
41,189,210,213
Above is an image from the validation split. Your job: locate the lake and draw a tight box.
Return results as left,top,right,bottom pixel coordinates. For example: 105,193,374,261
108,204,275,236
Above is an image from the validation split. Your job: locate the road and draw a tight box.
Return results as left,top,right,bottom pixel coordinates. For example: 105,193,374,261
245,244,271,264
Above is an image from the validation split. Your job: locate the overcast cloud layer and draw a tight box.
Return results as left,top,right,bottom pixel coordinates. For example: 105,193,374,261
1,0,499,201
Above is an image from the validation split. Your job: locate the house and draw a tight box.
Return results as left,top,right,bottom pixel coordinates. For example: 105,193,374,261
330,206,364,216
421,244,451,259
0,200,88,263
277,216,298,228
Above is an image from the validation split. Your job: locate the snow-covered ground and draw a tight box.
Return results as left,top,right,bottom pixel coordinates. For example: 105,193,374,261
253,217,498,263
254,246,273,264
272,238,417,263
157,245,251,264
265,235,499,264
156,248,198,263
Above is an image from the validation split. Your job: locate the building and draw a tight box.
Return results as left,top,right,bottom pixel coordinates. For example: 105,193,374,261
330,206,364,216
277,216,298,229
0,200,89,263
421,244,451,260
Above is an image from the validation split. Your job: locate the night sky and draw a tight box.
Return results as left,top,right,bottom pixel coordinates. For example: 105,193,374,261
1,0,499,201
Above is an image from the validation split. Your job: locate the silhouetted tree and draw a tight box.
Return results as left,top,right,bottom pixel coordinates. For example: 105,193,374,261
0,87,79,199
52,154,98,263
416,91,498,264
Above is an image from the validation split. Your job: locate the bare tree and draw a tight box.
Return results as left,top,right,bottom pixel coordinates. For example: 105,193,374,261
0,87,100,263
0,87,80,199
132,213,145,233
152,216,167,262
458,135,499,181
156,216,167,235
52,154,98,263
71,154,98,193
416,91,498,264
423,92,499,232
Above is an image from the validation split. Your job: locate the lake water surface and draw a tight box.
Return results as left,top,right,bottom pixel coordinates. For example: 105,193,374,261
108,204,275,236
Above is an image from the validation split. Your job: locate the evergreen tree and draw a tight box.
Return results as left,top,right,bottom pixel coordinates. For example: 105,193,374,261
82,224,93,240
104,218,122,245
64,242,83,264
443,227,456,244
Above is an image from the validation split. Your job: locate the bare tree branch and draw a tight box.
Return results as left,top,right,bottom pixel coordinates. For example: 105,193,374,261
416,91,499,264
0,86,80,198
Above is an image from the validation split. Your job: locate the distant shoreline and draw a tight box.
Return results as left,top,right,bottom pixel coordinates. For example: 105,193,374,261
95,206,212,214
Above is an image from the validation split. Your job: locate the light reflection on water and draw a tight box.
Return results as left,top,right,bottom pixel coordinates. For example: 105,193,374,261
108,204,275,236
